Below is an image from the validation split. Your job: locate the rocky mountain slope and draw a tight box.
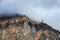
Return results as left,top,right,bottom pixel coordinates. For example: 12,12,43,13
0,14,60,40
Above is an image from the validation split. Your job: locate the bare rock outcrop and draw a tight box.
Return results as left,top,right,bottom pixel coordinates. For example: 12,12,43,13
0,14,60,40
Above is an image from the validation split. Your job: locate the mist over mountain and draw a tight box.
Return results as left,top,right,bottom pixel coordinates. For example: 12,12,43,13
0,0,60,31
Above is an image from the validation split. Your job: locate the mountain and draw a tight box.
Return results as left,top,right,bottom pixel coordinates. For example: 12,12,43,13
0,14,60,40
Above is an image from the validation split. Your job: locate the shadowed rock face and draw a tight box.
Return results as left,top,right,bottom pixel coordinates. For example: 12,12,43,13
0,14,60,40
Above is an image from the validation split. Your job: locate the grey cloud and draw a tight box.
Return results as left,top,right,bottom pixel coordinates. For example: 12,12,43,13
0,0,60,31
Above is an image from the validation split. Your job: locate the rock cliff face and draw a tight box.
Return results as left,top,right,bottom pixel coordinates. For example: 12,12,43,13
0,14,60,40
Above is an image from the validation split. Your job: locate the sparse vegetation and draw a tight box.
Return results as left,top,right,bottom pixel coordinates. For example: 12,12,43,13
0,14,60,40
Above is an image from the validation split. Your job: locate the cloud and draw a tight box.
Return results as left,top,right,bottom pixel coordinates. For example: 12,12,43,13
0,0,60,31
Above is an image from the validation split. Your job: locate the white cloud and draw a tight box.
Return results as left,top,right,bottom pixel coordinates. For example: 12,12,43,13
0,0,60,31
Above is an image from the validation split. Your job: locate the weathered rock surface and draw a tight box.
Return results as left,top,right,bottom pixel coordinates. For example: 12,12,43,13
0,14,60,40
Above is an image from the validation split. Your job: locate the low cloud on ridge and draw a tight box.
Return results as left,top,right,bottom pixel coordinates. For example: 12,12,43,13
0,0,60,31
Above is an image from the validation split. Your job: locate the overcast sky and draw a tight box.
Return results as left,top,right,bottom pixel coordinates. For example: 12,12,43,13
0,0,60,31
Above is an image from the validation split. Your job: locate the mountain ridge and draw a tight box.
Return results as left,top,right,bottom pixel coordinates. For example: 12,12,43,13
0,14,60,33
